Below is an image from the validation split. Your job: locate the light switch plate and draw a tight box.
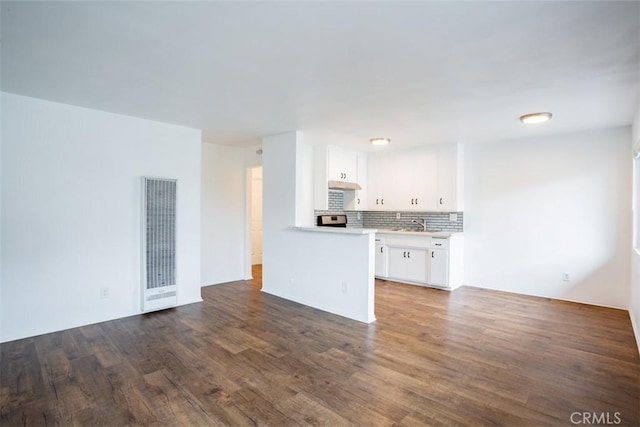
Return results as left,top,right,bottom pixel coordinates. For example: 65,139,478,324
449,213,458,222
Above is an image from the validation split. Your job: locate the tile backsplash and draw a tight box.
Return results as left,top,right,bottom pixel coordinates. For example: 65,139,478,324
328,191,343,212
314,190,463,232
363,211,463,232
316,191,365,227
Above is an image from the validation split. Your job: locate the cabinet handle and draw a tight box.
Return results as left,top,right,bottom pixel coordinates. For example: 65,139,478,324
435,243,442,246
439,197,443,205
381,199,384,205
411,198,414,205
376,199,379,205
432,252,435,258
380,247,383,253
403,251,406,258
416,198,418,205
357,198,360,204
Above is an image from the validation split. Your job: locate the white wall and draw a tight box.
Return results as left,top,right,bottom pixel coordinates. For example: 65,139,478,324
1,93,202,342
464,127,632,309
250,167,263,265
261,132,375,323
201,143,246,286
631,107,640,352
0,93,3,339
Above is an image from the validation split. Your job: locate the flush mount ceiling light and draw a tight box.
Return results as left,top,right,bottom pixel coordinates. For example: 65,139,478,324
519,112,553,124
370,137,390,146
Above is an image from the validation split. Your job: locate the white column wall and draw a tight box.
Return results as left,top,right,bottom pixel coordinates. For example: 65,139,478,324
261,132,375,323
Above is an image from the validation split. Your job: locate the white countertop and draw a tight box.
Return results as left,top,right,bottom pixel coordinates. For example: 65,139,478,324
375,228,461,238
293,226,460,237
293,226,378,235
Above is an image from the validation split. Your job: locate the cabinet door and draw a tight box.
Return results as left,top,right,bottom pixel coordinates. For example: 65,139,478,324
436,143,463,211
387,247,428,284
429,249,449,286
367,154,394,210
328,146,357,182
392,148,438,211
345,153,368,210
375,244,387,277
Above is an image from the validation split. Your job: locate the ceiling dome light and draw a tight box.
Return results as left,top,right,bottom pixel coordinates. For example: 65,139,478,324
519,112,552,124
370,137,390,146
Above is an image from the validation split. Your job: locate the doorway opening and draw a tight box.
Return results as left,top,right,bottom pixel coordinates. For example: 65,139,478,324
249,166,263,285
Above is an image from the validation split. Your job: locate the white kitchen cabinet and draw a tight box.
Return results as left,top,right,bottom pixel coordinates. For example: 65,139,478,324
387,247,429,284
374,237,388,278
314,144,366,211
364,142,463,212
377,233,464,290
436,142,464,211
428,248,449,286
393,148,438,211
328,146,358,182
367,154,394,210
344,153,367,211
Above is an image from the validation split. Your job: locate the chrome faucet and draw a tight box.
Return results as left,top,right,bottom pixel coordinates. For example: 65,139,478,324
411,219,427,231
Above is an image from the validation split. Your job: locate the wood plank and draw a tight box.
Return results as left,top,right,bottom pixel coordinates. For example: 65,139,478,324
1,266,637,425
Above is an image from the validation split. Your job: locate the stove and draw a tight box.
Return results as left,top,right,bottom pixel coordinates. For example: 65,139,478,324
316,214,347,228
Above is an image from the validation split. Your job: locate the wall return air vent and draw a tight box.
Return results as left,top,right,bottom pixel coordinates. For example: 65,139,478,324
141,177,178,312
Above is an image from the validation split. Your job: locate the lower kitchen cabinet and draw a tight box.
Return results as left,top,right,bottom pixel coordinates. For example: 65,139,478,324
375,238,388,277
387,247,429,284
375,233,463,290
428,248,449,286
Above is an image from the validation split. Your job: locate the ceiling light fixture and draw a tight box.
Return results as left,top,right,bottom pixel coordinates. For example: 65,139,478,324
519,112,552,124
370,137,390,146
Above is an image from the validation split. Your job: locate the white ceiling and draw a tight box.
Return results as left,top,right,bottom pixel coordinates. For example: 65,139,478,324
2,1,639,150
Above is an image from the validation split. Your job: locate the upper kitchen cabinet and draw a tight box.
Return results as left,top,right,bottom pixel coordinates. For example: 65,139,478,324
365,142,464,212
328,146,358,183
436,142,464,211
313,144,367,211
344,153,367,210
393,148,438,211
367,154,395,211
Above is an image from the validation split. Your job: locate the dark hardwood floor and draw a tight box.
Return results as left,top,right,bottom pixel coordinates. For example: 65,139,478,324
1,265,638,426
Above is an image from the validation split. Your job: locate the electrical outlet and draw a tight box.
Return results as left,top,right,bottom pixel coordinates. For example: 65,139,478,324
396,212,401,219
341,282,348,294
562,273,570,282
100,287,109,299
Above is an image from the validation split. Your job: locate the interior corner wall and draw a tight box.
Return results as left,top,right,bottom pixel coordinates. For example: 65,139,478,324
0,92,3,338
201,142,246,286
0,93,202,343
464,126,632,309
631,106,640,352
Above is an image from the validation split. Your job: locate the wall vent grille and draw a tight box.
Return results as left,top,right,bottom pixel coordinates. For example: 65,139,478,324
141,177,178,312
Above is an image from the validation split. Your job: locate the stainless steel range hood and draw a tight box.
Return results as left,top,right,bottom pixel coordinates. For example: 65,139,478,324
328,180,362,191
